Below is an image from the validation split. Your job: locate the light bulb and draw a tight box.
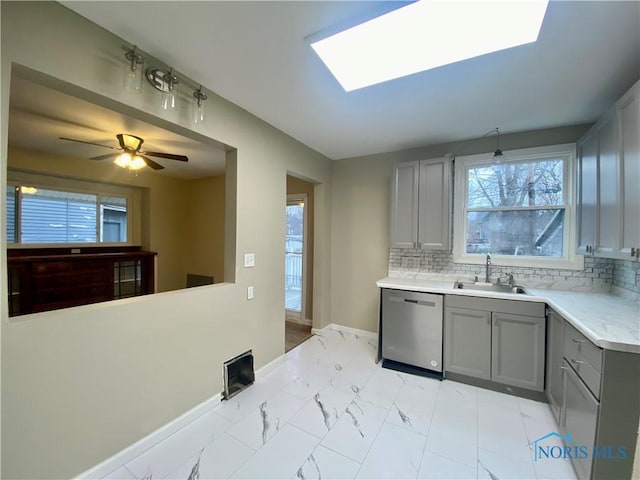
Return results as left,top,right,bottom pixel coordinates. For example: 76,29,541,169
114,153,132,168
193,99,206,124
161,89,177,111
130,156,146,170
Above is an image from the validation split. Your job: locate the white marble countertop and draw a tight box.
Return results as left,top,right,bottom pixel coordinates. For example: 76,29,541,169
377,273,640,354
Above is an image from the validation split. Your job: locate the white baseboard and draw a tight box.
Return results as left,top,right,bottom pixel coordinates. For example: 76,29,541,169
76,352,286,479
312,323,378,341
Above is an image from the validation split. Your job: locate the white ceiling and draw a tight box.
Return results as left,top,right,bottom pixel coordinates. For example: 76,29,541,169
48,1,640,160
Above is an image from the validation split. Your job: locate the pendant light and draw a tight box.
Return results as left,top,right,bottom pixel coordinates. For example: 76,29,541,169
192,85,208,124
493,127,504,164
160,68,179,111
123,45,144,93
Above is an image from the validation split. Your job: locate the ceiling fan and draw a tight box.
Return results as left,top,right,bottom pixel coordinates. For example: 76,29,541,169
59,133,188,170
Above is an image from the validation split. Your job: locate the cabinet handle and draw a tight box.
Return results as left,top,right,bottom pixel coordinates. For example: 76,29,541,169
560,366,570,371
570,358,584,365
632,247,636,258
571,338,586,344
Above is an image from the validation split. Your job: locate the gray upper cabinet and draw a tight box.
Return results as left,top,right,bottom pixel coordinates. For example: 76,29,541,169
617,81,640,258
391,157,451,250
491,312,545,391
445,306,492,380
576,80,640,259
576,128,599,255
390,161,420,248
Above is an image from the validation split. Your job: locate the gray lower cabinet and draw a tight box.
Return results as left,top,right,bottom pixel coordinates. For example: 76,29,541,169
444,296,545,392
550,309,640,480
444,306,491,380
561,359,599,480
545,308,565,422
491,312,545,391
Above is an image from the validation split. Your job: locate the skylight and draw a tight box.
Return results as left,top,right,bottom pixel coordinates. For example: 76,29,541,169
311,0,549,92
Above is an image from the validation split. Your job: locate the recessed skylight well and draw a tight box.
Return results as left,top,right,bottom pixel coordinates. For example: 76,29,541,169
311,0,549,92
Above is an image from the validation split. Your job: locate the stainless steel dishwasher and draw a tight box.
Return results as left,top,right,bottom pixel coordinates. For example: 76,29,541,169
381,288,443,374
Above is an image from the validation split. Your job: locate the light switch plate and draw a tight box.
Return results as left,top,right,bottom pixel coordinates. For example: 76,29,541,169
244,253,255,268
247,286,254,300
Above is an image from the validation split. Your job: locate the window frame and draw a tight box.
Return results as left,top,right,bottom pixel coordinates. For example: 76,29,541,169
453,143,583,270
7,169,141,248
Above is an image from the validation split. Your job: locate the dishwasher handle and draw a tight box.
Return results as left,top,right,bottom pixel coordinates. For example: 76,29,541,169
388,296,437,308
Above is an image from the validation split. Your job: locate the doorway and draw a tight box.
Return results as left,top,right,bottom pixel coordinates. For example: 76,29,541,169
285,176,315,351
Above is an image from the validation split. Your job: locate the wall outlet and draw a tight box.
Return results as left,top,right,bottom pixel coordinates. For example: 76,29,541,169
247,286,254,300
244,253,255,268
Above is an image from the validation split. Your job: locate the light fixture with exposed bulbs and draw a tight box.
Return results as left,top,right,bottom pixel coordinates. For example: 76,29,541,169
121,44,209,124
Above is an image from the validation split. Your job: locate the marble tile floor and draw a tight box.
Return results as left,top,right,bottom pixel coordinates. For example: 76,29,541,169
102,330,576,480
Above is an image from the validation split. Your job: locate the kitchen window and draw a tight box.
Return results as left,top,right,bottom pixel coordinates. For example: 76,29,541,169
453,143,582,269
6,171,140,246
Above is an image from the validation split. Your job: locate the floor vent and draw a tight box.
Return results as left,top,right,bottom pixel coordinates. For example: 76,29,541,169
222,350,255,400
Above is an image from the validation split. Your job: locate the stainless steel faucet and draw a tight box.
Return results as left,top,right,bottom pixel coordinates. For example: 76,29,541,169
485,254,491,283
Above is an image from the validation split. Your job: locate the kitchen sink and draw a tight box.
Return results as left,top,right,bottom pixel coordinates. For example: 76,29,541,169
453,281,528,295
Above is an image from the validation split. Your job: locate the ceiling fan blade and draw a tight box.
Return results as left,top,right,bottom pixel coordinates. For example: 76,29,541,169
141,151,189,162
139,155,165,170
59,137,119,150
90,153,120,161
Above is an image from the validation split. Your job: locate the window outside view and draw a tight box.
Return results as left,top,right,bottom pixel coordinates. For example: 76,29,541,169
285,203,304,313
6,185,128,244
465,158,565,257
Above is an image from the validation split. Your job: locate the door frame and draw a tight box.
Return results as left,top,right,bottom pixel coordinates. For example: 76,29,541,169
285,193,308,324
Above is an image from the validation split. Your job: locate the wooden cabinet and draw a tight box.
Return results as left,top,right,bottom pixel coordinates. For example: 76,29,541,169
444,295,545,392
391,157,451,250
545,308,565,422
7,247,156,316
576,80,640,259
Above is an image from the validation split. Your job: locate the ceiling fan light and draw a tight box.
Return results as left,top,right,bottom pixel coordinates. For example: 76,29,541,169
114,153,132,168
130,156,146,170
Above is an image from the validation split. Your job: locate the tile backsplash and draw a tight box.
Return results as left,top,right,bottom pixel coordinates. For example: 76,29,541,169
388,248,640,296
